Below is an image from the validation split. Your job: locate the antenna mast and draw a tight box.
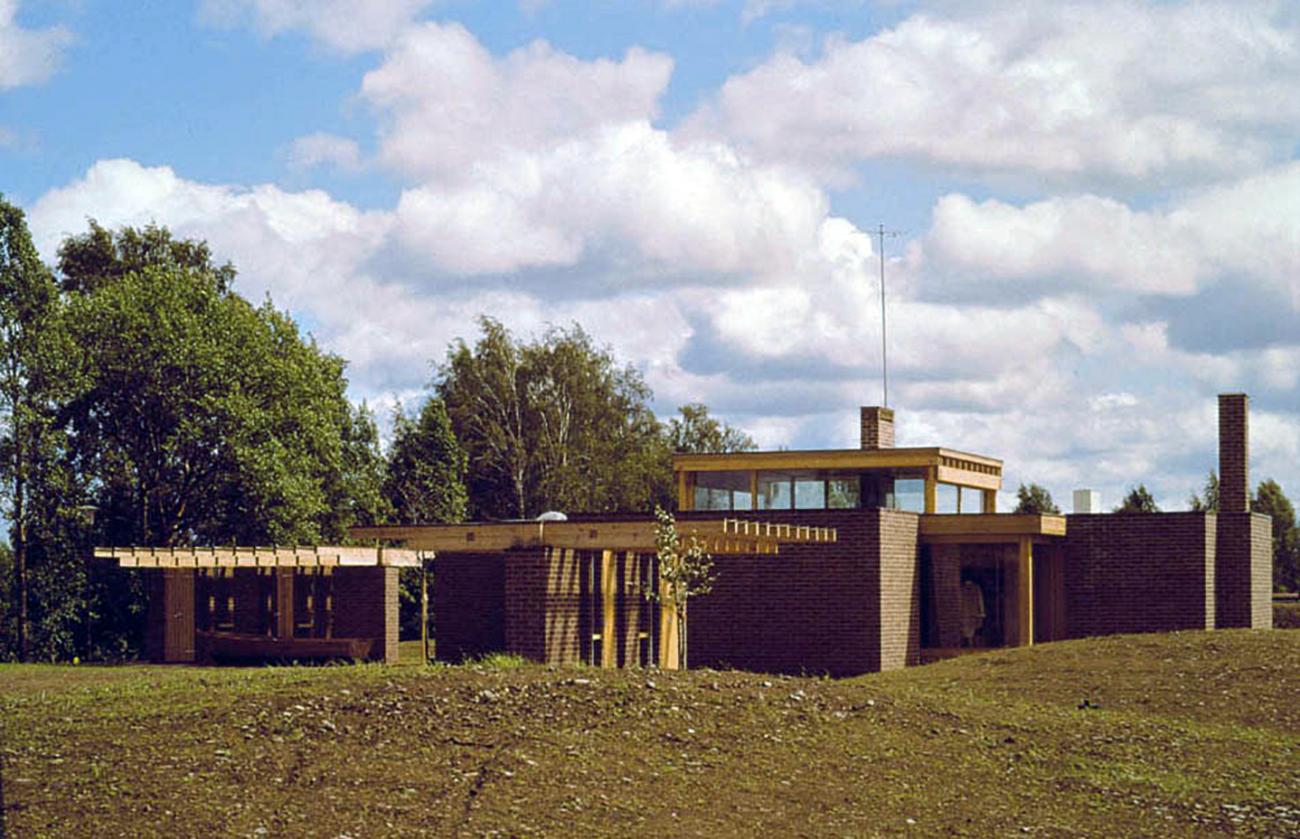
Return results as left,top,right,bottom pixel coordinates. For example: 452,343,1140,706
875,224,900,407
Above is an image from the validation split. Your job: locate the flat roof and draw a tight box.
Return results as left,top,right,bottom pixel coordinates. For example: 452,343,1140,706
674,447,1003,490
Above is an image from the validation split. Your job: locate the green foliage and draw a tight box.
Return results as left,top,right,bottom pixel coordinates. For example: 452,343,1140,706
439,317,670,518
1253,479,1298,592
1013,483,1059,515
1114,484,1160,514
0,194,64,660
384,397,467,524
646,505,715,669
1189,471,1220,512
667,403,756,454
57,220,236,295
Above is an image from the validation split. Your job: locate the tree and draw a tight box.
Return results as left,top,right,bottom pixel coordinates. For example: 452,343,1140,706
384,397,467,525
1013,483,1059,515
57,220,235,295
0,195,61,660
1115,484,1160,513
646,505,715,670
1189,470,1219,512
1253,479,1298,592
667,403,756,454
439,317,669,518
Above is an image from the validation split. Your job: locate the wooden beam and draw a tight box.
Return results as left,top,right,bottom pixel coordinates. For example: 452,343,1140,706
601,550,617,669
918,514,1067,539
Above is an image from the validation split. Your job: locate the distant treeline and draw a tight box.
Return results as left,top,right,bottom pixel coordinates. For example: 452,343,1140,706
0,198,753,661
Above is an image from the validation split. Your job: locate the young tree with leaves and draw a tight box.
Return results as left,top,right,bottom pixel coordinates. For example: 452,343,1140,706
0,195,62,660
646,505,715,670
384,397,467,525
1013,483,1060,514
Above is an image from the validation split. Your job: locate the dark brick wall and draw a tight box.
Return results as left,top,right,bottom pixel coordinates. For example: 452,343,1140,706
879,511,921,669
1216,512,1273,629
332,566,399,663
680,507,918,676
1064,513,1216,637
434,552,505,662
1219,394,1250,514
503,547,584,665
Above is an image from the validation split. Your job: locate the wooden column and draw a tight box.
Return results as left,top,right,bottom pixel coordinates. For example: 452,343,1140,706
601,549,617,668
275,569,294,639
748,470,759,511
982,489,997,513
658,575,679,670
677,471,692,511
1017,537,1034,647
924,467,938,514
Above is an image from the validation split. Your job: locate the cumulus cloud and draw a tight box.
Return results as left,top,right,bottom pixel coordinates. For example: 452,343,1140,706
360,23,673,181
920,162,1300,306
199,0,432,53
0,0,72,89
689,1,1300,185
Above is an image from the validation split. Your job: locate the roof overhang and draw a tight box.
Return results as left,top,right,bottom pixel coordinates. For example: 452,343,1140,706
673,447,1002,491
349,518,837,555
918,514,1067,544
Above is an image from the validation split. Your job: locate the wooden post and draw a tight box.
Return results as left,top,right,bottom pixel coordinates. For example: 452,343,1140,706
748,470,759,511
601,550,617,668
275,569,294,639
1017,537,1034,647
420,553,429,664
924,467,938,514
982,488,997,513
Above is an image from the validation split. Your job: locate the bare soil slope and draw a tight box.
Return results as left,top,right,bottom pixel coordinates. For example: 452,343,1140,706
2,631,1297,837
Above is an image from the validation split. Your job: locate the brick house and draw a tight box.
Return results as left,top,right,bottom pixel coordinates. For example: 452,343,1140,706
111,394,1272,672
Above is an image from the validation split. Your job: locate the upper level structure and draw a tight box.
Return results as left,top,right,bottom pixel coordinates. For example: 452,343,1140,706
674,406,1002,515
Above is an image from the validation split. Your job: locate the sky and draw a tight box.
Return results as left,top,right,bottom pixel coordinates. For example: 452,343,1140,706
2,0,1298,512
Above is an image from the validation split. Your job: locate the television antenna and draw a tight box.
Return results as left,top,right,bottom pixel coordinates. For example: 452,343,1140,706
874,224,902,407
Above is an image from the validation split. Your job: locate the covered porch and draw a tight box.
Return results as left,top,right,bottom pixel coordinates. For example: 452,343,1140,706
918,514,1069,655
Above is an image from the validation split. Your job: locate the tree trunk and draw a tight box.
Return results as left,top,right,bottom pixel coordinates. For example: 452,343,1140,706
677,600,688,671
14,446,28,662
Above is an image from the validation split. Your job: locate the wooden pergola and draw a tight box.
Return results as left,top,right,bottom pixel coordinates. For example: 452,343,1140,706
348,517,837,555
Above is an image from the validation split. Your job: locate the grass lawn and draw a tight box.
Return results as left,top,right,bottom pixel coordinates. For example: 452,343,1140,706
2,630,1298,837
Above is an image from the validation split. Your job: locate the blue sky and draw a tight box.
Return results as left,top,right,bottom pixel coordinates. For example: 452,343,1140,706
3,0,1299,512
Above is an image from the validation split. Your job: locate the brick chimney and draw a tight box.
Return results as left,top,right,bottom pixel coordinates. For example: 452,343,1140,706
860,406,895,449
1218,393,1250,513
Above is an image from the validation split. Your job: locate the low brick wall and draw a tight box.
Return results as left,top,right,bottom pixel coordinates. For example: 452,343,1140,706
332,566,399,664
1215,512,1273,629
681,508,919,676
434,552,505,662
1064,513,1216,637
504,547,584,665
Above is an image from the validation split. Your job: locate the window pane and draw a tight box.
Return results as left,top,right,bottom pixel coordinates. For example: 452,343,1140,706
936,482,959,514
694,486,733,510
895,478,925,512
693,471,750,511
827,478,861,509
860,473,895,508
756,473,792,509
959,486,985,514
794,479,825,509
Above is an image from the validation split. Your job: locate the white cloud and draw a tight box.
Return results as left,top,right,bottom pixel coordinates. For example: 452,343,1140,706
921,162,1300,304
199,0,432,53
287,132,363,172
392,121,830,277
690,1,1300,185
361,23,673,182
0,0,72,89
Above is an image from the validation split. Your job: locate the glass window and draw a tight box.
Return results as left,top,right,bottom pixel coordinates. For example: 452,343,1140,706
895,478,926,512
860,473,895,509
692,470,751,511
936,482,959,514
794,478,826,509
827,477,861,509
959,486,985,514
756,473,793,509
